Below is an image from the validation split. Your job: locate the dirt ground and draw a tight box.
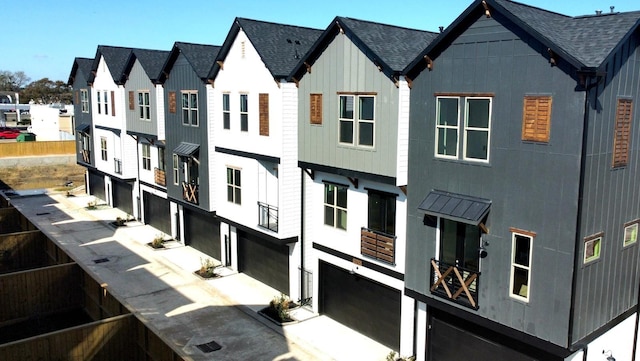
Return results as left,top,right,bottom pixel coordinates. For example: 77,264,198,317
0,164,86,191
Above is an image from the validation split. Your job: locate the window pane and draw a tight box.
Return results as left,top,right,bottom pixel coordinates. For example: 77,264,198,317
336,186,347,208
182,94,189,108
235,188,241,204
467,99,490,128
359,97,374,120
190,94,197,109
438,98,458,126
337,209,347,230
138,93,143,106
227,185,233,202
359,122,374,146
182,110,189,124
241,114,248,131
223,94,229,111
227,168,233,184
437,128,458,156
191,109,198,125
465,130,488,160
325,184,335,205
234,169,241,186
223,113,230,129
144,92,150,104
324,206,334,226
340,120,353,143
339,96,354,119
625,224,638,246
240,94,248,112
512,267,529,297
514,235,530,266
368,193,383,232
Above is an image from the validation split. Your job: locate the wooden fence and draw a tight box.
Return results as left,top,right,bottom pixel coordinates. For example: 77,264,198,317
0,140,75,157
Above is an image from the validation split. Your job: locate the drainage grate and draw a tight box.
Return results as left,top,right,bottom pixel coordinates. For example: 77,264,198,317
196,340,222,353
93,258,109,264
36,212,50,216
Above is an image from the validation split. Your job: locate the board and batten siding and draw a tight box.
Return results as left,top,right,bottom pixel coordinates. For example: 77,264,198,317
125,60,159,136
405,12,584,347
297,32,400,178
572,29,640,344
163,53,211,211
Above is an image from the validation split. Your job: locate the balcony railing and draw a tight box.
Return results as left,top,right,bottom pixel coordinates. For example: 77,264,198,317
182,181,198,205
114,158,122,175
257,201,278,232
81,149,90,163
154,168,166,187
360,227,396,265
430,258,480,310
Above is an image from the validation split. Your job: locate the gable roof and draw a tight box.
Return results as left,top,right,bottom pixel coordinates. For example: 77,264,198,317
68,57,94,86
406,0,640,77
130,49,171,83
291,16,437,82
208,18,323,80
89,45,133,85
160,42,221,83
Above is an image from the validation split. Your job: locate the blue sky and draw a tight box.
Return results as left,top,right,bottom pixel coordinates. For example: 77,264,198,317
2,0,638,84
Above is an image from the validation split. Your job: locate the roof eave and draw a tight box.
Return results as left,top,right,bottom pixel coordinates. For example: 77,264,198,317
208,19,242,81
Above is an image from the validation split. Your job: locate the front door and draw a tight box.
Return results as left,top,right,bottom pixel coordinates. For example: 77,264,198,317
439,219,480,271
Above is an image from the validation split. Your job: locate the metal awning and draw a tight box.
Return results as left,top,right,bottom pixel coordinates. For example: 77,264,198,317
75,123,90,133
418,190,491,225
173,142,200,157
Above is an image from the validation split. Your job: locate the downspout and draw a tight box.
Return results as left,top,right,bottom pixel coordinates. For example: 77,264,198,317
300,167,305,303
130,134,141,220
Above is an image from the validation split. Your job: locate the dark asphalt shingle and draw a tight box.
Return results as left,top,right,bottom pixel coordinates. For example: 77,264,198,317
174,42,221,80
68,57,93,85
132,49,171,82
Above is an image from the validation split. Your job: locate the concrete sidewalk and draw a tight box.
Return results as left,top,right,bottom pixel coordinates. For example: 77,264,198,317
6,190,392,361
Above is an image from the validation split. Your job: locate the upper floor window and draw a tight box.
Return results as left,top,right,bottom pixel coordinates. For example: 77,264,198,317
158,147,166,172
138,91,150,121
436,95,492,162
613,98,633,168
223,93,230,130
324,183,347,230
172,154,179,185
181,91,198,126
584,232,603,264
103,91,110,115
227,167,241,204
96,91,102,115
240,94,248,132
141,144,151,170
368,190,396,236
510,230,533,302
100,137,107,161
339,94,375,147
81,89,89,113
624,220,639,247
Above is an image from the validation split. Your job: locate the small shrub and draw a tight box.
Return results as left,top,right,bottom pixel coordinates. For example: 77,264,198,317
114,217,126,226
386,351,415,361
198,257,220,278
151,234,164,248
87,199,97,210
269,293,292,322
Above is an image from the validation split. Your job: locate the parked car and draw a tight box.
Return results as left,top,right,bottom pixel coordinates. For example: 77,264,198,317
0,127,21,139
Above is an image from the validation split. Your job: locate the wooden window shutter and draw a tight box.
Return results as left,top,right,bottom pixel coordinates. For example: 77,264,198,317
110,91,116,116
310,93,322,124
129,91,135,110
168,92,176,113
259,93,269,136
75,91,79,104
522,95,552,142
613,98,633,168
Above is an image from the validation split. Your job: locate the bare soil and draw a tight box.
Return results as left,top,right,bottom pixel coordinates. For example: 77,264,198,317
0,164,86,191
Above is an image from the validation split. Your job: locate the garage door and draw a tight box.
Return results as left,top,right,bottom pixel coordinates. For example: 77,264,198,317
88,172,105,202
428,312,557,361
184,209,220,260
238,231,289,294
112,179,133,216
143,192,171,235
319,261,400,349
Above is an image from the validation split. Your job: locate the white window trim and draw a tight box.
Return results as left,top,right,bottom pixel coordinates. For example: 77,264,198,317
100,136,107,161
138,91,151,121
227,167,242,204
435,96,491,162
462,97,492,163
434,96,460,160
141,144,151,171
81,89,89,113
509,231,532,302
240,94,248,132
338,94,376,148
624,221,639,247
172,154,179,185
222,93,231,130
584,234,602,264
181,91,198,126
324,183,348,230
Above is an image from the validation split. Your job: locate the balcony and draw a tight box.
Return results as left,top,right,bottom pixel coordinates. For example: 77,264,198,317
257,202,278,232
114,158,122,175
81,149,90,164
430,258,480,310
360,228,396,265
154,168,166,187
182,181,198,205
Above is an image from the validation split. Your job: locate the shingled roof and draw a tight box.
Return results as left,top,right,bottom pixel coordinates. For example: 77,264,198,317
131,49,170,83
160,42,221,83
68,57,94,86
209,18,323,80
406,0,640,76
89,46,133,85
290,16,437,82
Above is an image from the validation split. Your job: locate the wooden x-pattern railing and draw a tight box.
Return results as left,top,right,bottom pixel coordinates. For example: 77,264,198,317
182,181,198,205
81,149,90,163
430,258,479,310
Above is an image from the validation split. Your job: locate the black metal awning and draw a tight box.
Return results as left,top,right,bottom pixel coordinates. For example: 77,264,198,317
173,142,199,157
75,123,90,133
418,190,491,225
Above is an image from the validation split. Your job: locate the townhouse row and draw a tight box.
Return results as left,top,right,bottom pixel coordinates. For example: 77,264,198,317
68,1,640,360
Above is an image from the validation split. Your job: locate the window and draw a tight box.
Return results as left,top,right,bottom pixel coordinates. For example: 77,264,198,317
240,94,248,132
339,94,375,147
436,95,491,162
81,89,89,113
103,91,109,115
368,191,396,235
100,137,107,161
172,154,179,185
158,147,166,172
613,98,633,168
96,91,102,115
310,93,322,124
522,95,552,142
138,91,150,120
324,183,347,230
584,233,603,263
227,167,241,204
439,219,480,272
223,93,230,129
259,93,269,136
141,144,151,170
624,221,639,247
510,231,532,301
181,91,198,126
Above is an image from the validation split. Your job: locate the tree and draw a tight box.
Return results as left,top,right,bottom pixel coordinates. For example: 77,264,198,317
0,70,31,91
20,78,72,104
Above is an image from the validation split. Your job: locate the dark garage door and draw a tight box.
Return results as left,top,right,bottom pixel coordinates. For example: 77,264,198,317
88,171,105,202
143,192,171,235
112,179,133,216
238,231,289,294
319,260,400,349
184,209,220,260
